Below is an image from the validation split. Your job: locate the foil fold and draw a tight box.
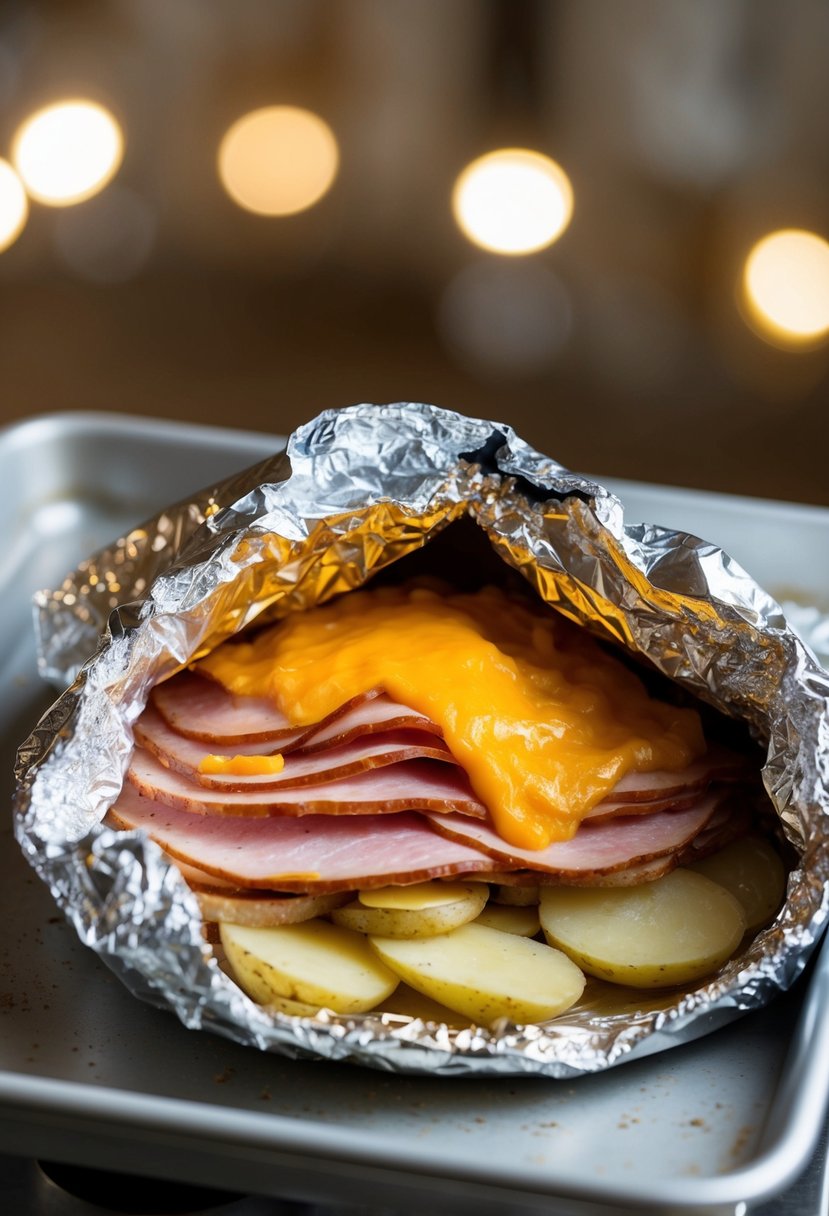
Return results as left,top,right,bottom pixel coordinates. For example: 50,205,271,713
14,401,829,1078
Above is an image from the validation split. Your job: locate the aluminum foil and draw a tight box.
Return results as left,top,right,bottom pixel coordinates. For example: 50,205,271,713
13,402,829,1078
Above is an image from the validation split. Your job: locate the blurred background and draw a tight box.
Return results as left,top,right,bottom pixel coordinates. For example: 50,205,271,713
1,0,828,503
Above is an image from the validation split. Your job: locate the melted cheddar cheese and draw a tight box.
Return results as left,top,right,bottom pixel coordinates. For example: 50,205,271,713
198,753,285,776
198,584,705,849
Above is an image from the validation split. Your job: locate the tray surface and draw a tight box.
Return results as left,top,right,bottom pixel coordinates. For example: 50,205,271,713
2,410,828,1214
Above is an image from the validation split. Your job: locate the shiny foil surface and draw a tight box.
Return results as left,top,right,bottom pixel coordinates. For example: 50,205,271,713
14,403,829,1077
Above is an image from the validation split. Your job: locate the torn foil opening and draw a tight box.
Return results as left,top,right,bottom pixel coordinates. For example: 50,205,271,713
13,402,829,1078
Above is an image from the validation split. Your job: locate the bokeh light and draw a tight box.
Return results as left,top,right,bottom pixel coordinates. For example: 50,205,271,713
12,100,123,206
218,105,339,217
742,229,829,349
0,158,28,252
451,148,573,256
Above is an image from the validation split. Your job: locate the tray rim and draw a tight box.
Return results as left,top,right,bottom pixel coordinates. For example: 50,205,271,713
0,998,826,1215
0,408,278,456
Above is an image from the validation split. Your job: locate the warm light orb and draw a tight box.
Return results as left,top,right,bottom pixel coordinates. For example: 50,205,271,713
218,105,339,217
0,158,28,252
12,100,123,206
743,229,829,348
452,148,573,256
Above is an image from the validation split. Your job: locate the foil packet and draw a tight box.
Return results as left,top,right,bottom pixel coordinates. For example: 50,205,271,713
13,402,829,1078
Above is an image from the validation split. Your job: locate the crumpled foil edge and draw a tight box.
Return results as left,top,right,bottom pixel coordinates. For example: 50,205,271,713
13,402,829,1078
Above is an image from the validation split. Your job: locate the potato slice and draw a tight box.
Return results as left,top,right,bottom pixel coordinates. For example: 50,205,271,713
358,881,485,909
475,903,540,937
690,835,786,932
369,922,585,1025
376,983,469,1028
256,992,324,1018
220,919,399,1014
332,883,487,938
539,870,746,989
197,889,348,928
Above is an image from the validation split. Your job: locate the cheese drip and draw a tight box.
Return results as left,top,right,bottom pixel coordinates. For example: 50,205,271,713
198,753,284,776
198,585,705,849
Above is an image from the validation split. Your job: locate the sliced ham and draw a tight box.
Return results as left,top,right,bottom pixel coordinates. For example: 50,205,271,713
128,746,487,819
172,860,239,890
122,669,758,899
582,791,700,822
108,784,501,892
151,673,442,751
147,673,747,812
426,791,730,878
135,705,453,790
484,808,747,887
488,855,680,888
110,775,741,894
601,744,752,803
152,671,305,744
676,799,751,862
300,696,444,753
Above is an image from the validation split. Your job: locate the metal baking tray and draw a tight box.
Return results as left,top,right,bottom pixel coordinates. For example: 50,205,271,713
2,410,829,1215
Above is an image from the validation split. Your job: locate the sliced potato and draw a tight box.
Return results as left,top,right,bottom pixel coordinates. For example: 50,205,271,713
369,922,585,1025
539,870,746,989
376,983,469,1027
333,883,487,938
258,992,325,1018
475,903,540,937
197,889,348,928
690,835,786,932
358,881,485,910
220,919,399,1014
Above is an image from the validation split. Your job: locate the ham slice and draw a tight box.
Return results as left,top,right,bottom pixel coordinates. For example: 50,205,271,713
151,673,442,750
427,791,729,878
135,705,453,789
152,671,303,743
489,855,680,888
147,672,747,814
120,669,756,898
484,801,747,887
108,784,501,892
600,745,751,802
128,746,488,819
582,791,700,822
109,777,740,893
172,860,239,890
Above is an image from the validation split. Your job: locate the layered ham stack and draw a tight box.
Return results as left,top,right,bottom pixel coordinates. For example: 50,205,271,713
109,669,755,926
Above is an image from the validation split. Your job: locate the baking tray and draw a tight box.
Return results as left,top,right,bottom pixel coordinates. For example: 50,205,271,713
2,410,829,1215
